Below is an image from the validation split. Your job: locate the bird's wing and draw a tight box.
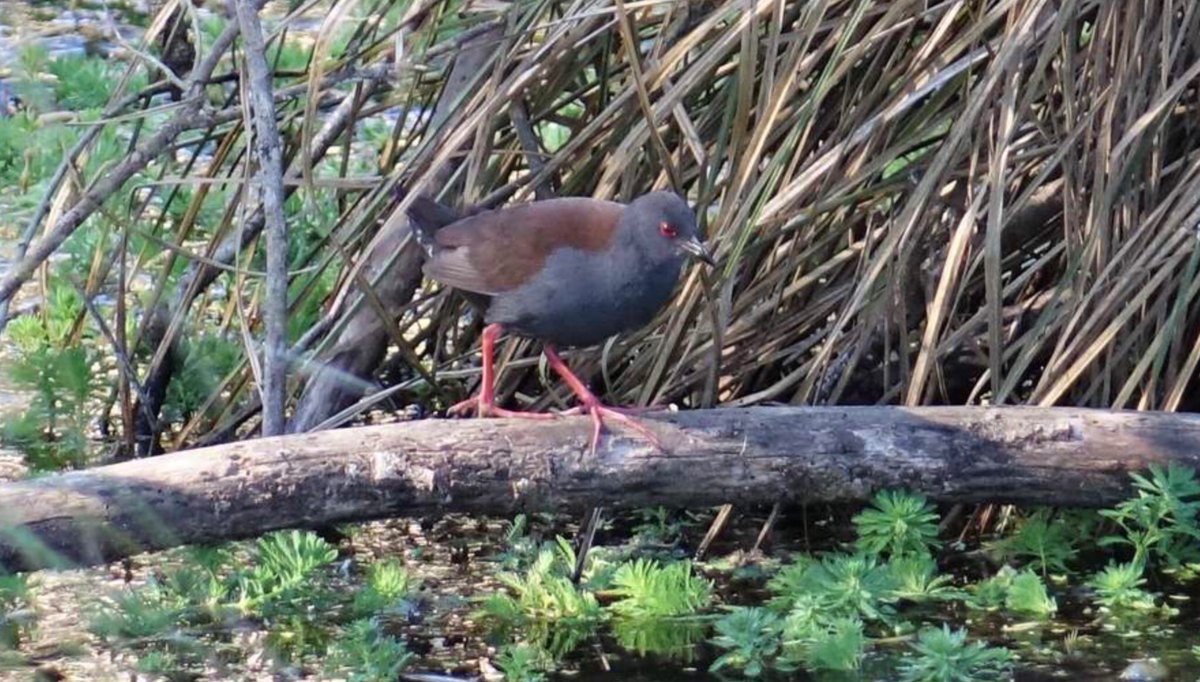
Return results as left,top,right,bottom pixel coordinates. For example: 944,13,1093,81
423,198,624,295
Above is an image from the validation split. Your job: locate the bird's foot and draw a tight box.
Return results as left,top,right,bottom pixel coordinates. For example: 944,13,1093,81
447,396,557,420
562,398,664,456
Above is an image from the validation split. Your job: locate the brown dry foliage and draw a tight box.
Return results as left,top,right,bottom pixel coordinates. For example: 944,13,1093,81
11,0,1200,448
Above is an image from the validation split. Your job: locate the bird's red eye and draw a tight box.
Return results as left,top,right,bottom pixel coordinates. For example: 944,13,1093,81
659,221,678,238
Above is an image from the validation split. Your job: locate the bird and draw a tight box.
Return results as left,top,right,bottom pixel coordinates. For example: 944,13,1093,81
405,190,715,454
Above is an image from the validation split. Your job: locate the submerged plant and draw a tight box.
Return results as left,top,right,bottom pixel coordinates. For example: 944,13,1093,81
805,616,867,672
629,506,702,546
612,617,707,661
898,625,1011,682
854,490,942,558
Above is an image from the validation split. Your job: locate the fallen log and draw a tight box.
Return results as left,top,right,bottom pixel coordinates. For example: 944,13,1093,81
3,406,1200,571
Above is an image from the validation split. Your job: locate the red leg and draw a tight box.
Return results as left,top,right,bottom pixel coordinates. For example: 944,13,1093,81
542,345,664,455
448,324,554,420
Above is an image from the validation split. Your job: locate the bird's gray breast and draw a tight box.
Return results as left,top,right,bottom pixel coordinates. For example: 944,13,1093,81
486,247,682,348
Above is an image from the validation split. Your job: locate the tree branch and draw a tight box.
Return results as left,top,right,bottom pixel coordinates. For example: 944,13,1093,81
231,0,290,436
2,406,1198,571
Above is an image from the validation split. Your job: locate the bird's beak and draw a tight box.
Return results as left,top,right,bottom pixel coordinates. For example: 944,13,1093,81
680,236,716,267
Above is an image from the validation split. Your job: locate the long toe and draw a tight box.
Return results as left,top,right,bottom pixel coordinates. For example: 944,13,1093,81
447,397,482,417
570,401,665,453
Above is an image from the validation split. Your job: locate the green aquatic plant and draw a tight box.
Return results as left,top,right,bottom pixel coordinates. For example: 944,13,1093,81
887,554,960,602
479,544,602,627
854,490,942,558
709,607,786,678
629,506,702,546
1,285,99,470
162,333,241,425
765,556,817,611
1004,570,1057,617
47,55,132,110
234,530,339,612
898,625,1011,682
965,565,1057,616
1087,561,1158,612
612,617,707,660
986,508,1079,576
352,559,417,617
495,643,551,682
1099,464,1200,569
0,574,34,649
805,553,897,622
324,618,413,682
608,559,713,618
779,604,867,673
803,615,867,672
965,566,1016,611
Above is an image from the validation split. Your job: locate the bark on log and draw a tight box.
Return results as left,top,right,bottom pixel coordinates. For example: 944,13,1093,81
3,406,1200,571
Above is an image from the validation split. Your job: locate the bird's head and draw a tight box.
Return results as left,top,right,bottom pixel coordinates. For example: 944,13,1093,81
626,191,715,267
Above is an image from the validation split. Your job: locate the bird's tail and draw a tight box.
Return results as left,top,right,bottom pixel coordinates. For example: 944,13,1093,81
395,185,461,256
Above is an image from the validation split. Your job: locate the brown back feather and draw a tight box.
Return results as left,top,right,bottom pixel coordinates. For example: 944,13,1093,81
424,198,623,294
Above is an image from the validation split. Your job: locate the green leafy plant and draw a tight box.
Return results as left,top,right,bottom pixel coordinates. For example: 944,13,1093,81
888,554,960,602
324,618,413,682
1,286,99,470
233,530,338,612
1087,561,1158,613
479,539,602,655
1099,464,1200,569
854,490,942,558
352,559,417,617
802,615,867,672
162,333,241,424
495,643,552,682
802,553,897,622
629,506,702,546
709,607,785,678
778,594,867,674
89,585,208,676
987,509,1079,575
764,557,816,611
965,565,1057,615
608,559,712,618
898,625,1011,682
0,574,33,649
612,617,707,660
1004,570,1057,617
965,566,1016,611
47,55,123,110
